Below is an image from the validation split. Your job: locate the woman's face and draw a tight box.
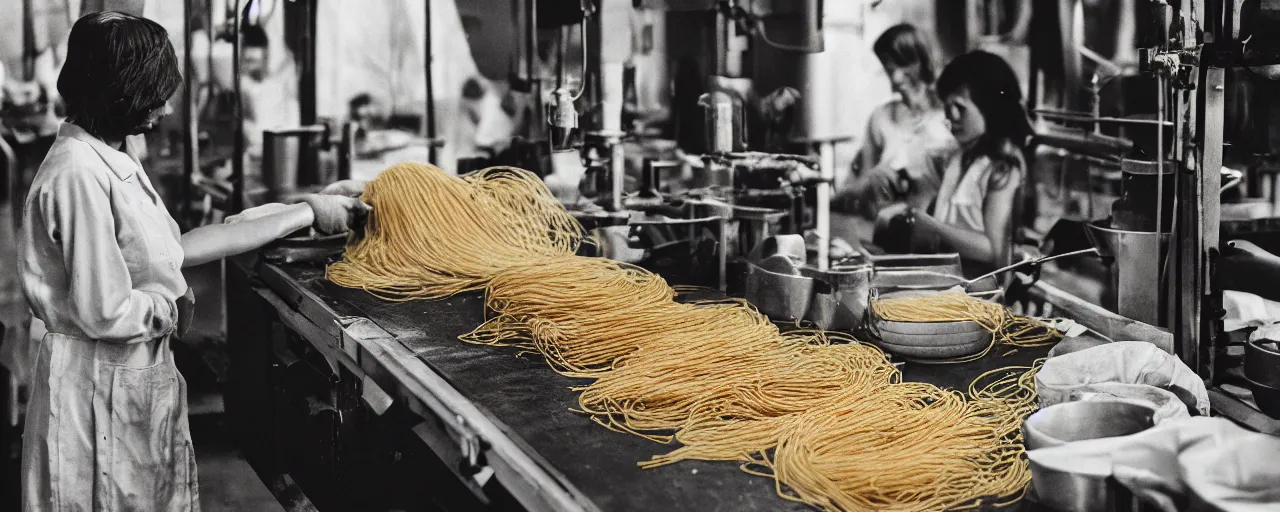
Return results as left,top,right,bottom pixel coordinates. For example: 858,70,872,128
131,102,172,135
943,87,986,146
882,61,926,99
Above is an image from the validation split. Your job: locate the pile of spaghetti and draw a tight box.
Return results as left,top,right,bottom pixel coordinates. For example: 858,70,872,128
329,163,1043,511
871,290,1062,361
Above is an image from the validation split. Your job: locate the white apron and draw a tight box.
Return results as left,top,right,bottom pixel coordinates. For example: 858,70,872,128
18,122,197,511
22,333,198,511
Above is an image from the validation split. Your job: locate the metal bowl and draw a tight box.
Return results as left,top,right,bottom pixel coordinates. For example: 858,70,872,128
1024,401,1157,451
1244,377,1280,419
800,264,873,331
1029,458,1140,512
1244,339,1280,389
743,261,814,321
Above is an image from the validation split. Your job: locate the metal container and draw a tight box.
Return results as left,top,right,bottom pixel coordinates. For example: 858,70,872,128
744,261,814,321
1029,459,1143,512
1245,339,1280,388
1025,401,1158,512
800,264,873,330
1024,401,1157,451
1084,221,1170,326
698,90,744,154
1245,377,1280,418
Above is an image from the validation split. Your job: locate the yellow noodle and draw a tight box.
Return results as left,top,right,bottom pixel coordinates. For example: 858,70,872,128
872,290,1062,352
329,163,1042,511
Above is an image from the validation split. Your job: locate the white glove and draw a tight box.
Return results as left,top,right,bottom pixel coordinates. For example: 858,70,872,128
300,194,372,235
319,179,368,197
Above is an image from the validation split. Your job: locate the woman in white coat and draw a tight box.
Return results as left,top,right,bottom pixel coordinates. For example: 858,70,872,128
18,12,367,511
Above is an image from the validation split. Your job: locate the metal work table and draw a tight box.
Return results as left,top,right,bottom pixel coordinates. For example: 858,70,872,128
228,257,1062,511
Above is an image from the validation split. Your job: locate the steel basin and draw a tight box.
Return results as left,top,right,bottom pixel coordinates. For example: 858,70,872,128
744,261,814,321
1024,401,1157,451
800,264,873,330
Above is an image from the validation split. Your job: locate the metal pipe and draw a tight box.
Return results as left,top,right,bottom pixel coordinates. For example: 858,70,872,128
816,141,833,270
1034,109,1174,127
338,122,357,181
1157,75,1167,235
182,0,197,223
527,0,543,140
262,131,278,204
1,136,17,234
424,0,437,163
299,0,317,126
609,140,624,211
231,0,245,213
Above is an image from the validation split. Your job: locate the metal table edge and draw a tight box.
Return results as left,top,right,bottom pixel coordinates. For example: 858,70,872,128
250,263,603,512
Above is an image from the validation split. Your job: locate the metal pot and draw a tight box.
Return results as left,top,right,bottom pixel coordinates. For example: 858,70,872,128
800,264,873,330
744,261,814,321
1024,401,1157,451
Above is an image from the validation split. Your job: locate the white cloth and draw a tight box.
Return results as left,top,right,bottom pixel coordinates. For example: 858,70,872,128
1035,341,1210,416
933,150,1024,233
1224,290,1280,332
1028,417,1280,512
18,122,197,511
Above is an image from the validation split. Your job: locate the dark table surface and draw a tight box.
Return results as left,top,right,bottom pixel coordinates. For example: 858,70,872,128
264,262,1055,512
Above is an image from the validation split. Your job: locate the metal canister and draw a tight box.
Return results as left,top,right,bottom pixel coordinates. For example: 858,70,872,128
698,90,744,154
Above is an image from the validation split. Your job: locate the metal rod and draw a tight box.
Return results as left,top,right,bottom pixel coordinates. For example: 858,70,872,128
231,0,245,213
338,122,357,181
572,21,587,102
527,0,542,140
183,0,197,224
1157,75,1165,234
816,141,833,270
424,0,437,163
557,26,567,90
1035,109,1175,127
966,248,1100,288
299,0,317,126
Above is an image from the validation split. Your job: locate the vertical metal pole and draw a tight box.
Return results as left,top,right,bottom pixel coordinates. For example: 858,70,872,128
424,0,438,163
299,0,317,126
816,141,833,270
338,123,356,181
262,132,278,204
231,0,245,214
527,0,543,141
1198,67,1226,380
183,0,198,224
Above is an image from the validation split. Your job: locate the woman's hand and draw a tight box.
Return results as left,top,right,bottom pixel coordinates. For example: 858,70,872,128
320,179,367,197
877,202,913,224
301,194,372,235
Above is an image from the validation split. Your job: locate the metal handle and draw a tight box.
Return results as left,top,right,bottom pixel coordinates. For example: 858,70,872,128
965,248,1101,289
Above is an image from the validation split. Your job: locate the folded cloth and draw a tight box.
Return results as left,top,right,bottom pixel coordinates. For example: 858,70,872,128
1036,341,1210,416
1028,417,1280,512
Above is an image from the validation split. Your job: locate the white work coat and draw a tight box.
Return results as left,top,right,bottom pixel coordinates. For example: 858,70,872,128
18,122,198,511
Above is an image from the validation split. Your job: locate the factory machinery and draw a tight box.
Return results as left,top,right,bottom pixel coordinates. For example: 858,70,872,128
211,0,1280,511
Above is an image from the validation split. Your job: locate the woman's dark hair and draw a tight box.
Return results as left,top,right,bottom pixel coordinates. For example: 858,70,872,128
936,50,1034,183
873,24,936,84
58,12,181,140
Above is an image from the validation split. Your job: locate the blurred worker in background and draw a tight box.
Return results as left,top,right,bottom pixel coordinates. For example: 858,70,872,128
838,23,956,220
238,23,300,168
19,13,365,511
877,51,1035,275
